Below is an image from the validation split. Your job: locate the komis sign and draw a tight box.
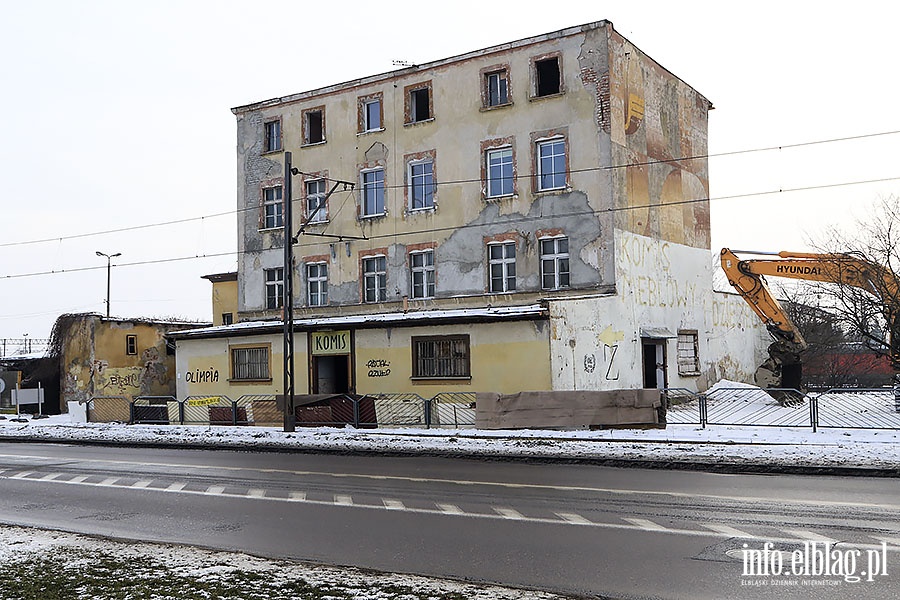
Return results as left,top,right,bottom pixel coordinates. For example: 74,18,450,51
311,330,351,356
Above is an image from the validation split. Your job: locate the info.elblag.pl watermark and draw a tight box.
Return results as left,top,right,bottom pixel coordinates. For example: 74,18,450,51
741,541,890,587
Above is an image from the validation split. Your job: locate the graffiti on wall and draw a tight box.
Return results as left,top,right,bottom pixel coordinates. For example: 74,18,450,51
366,358,391,378
598,325,623,381
185,367,220,384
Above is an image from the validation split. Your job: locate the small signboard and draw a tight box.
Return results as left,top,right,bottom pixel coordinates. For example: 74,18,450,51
310,330,351,356
0,371,21,407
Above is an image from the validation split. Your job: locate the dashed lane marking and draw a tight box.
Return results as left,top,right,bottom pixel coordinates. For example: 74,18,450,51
702,524,753,538
383,499,405,510
556,512,592,525
40,473,62,482
247,489,266,498
623,518,669,532
493,507,526,520
334,495,353,506
165,482,187,492
97,477,120,487
784,529,839,544
205,485,226,495
131,480,153,489
436,503,464,515
288,491,307,502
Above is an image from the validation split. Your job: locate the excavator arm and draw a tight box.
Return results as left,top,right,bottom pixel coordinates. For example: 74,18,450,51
721,248,900,390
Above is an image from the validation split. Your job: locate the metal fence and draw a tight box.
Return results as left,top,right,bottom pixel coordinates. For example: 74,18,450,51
116,393,477,429
663,387,900,431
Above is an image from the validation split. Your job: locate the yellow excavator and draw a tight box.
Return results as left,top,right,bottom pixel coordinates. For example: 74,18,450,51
720,248,900,391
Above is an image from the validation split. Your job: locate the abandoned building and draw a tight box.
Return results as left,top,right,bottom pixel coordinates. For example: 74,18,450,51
170,20,768,403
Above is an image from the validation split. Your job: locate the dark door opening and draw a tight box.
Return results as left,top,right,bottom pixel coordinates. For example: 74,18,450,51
642,340,667,389
313,355,350,394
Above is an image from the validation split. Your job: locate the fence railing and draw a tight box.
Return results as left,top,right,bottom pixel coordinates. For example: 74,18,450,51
663,387,900,431
112,393,477,429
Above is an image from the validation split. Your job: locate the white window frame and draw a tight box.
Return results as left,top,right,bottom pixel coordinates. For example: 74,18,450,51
263,120,281,153
362,255,387,303
536,138,567,192
361,168,386,217
262,186,283,230
408,159,435,211
306,179,327,223
264,267,284,310
486,147,514,198
488,242,516,293
486,70,509,107
677,331,701,376
306,262,328,307
364,99,381,132
409,250,435,299
540,236,570,290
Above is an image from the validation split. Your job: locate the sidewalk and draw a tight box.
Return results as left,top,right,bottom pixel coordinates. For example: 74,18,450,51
2,412,899,474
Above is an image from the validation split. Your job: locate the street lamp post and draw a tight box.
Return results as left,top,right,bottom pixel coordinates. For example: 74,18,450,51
96,251,121,318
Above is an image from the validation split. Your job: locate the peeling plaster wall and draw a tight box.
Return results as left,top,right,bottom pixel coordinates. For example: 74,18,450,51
548,231,768,392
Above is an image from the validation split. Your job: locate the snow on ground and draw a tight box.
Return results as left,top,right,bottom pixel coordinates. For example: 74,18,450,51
2,404,900,470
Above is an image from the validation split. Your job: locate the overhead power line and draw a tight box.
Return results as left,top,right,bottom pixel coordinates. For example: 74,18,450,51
3,128,900,250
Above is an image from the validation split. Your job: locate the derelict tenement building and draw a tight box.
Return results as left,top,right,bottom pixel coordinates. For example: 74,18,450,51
171,20,768,400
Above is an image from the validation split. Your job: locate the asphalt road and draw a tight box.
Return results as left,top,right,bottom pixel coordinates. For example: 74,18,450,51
0,441,898,599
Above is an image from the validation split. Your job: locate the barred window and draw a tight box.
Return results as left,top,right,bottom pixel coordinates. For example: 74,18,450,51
412,335,470,379
677,331,701,376
231,346,270,381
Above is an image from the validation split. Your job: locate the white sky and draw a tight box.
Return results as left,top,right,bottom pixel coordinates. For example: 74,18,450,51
3,0,900,340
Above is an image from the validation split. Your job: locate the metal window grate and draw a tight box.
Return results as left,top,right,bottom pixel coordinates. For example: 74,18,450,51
232,347,269,380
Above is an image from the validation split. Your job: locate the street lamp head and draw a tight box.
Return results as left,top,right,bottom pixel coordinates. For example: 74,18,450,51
96,251,104,257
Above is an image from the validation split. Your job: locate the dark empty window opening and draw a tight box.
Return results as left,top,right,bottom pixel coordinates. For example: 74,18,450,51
306,110,324,144
535,57,561,97
126,335,137,356
222,313,234,325
411,88,430,122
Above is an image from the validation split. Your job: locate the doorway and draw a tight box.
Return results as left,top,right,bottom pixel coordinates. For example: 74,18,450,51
312,355,350,394
642,339,667,389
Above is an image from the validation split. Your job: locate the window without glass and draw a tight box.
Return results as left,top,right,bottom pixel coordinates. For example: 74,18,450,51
264,267,284,310
222,313,234,325
361,169,385,216
125,334,137,356
231,346,270,381
307,263,328,307
486,148,514,198
412,335,471,379
262,186,283,229
677,331,701,375
488,242,516,293
537,139,567,191
409,160,435,210
535,56,561,97
263,120,281,152
410,87,430,122
540,237,570,290
304,109,324,144
362,256,387,303
410,250,435,299
485,70,509,107
364,99,381,131
306,179,327,223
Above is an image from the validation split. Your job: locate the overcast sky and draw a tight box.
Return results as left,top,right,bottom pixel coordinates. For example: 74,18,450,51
2,0,899,341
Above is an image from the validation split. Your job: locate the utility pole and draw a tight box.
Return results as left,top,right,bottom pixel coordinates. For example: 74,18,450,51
282,152,296,432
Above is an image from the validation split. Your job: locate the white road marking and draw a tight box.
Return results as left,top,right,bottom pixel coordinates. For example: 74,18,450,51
493,507,525,520
97,477,120,486
334,495,353,506
10,471,34,479
288,491,307,502
873,536,900,547
784,530,839,543
623,518,669,532
67,475,89,484
702,524,753,538
165,482,187,492
40,473,62,481
436,503,464,515
556,512,592,525
205,485,226,494
383,499,405,510
247,489,266,498
131,480,152,489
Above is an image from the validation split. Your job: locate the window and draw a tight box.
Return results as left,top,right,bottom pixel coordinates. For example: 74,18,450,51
125,335,137,356
540,237,570,290
412,335,471,379
677,331,701,376
485,70,509,107
361,168,385,217
231,346,270,381
263,120,281,153
486,147,514,198
264,267,284,310
363,99,381,131
262,186,283,229
408,160,435,210
410,250,435,299
537,138,567,191
362,256,387,303
488,242,516,293
534,56,561,97
306,179,327,223
303,108,325,144
307,262,328,307
405,82,432,123
222,313,234,325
